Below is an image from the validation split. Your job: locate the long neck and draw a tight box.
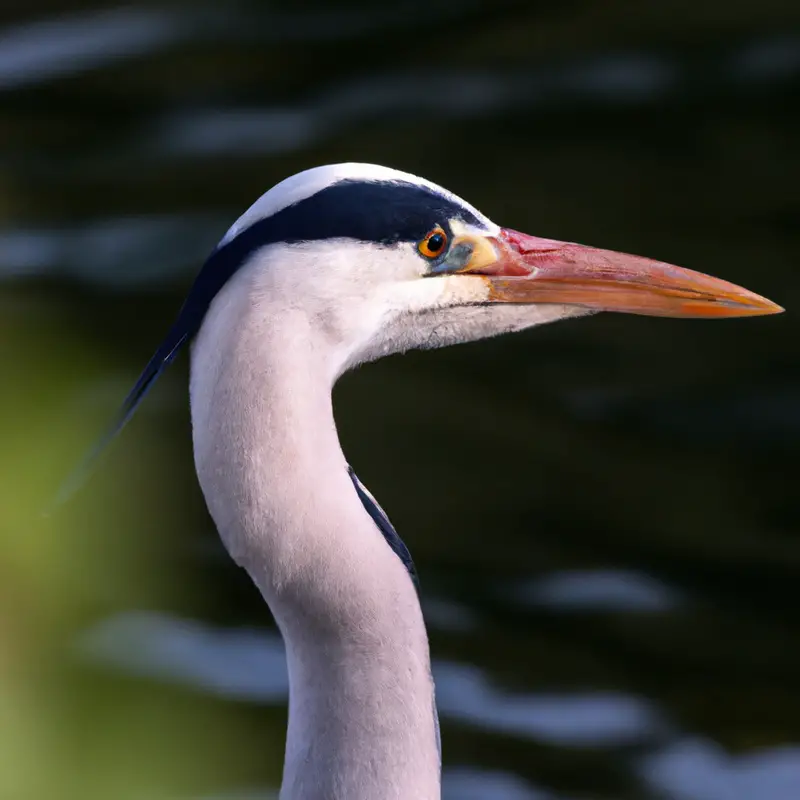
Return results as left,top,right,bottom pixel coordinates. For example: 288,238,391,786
189,276,441,800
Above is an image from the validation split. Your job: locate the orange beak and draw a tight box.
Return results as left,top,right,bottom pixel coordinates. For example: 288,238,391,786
456,229,782,318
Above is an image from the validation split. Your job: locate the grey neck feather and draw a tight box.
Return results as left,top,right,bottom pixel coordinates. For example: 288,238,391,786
188,258,441,800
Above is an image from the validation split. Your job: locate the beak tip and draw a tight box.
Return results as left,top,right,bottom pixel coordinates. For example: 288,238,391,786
767,300,785,315
738,294,784,317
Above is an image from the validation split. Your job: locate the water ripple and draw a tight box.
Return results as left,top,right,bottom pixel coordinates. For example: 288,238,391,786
0,7,188,90
77,611,665,746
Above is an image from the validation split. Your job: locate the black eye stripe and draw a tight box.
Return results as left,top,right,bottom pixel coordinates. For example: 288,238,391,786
228,179,479,251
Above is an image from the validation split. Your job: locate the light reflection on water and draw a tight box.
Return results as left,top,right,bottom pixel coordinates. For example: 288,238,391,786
76,610,641,800
641,739,800,800
0,7,188,89
509,568,683,612
434,661,665,745
79,609,664,745
78,609,800,800
0,215,220,284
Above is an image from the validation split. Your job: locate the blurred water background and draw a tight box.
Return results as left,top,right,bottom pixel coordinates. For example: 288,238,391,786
1,1,799,798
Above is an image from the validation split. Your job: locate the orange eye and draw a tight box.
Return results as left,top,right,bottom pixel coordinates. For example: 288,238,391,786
418,228,448,259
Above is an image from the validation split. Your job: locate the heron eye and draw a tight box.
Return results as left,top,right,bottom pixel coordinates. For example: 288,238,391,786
418,228,448,259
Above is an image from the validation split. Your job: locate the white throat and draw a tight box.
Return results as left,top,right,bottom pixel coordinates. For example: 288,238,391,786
189,253,442,799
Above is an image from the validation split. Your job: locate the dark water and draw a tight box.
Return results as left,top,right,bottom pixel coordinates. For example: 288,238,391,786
2,2,799,798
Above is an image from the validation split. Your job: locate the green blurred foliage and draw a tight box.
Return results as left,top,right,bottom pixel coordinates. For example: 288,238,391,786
0,297,287,798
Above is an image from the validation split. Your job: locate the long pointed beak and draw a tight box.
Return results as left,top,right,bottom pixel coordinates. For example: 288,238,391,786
455,228,782,318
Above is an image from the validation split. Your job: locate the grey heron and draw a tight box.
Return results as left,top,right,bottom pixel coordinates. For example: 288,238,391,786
75,163,781,799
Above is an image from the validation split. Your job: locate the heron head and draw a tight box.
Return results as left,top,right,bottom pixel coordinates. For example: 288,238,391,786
69,162,780,485
198,163,780,370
